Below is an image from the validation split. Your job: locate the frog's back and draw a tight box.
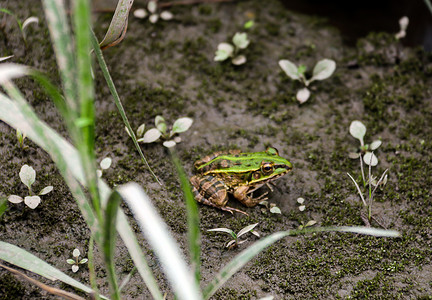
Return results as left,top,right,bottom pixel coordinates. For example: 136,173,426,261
194,149,242,173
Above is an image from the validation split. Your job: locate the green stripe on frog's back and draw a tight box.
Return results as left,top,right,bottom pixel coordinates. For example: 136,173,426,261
196,149,291,174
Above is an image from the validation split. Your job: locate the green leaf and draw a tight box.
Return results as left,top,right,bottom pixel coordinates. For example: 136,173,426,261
0,241,106,298
349,120,366,145
244,20,254,29
19,164,36,189
0,197,8,219
310,59,336,82
237,223,259,238
172,117,193,134
278,60,300,80
102,190,122,299
169,150,201,284
155,115,167,134
232,32,250,49
0,63,29,84
118,183,202,300
38,186,53,195
208,228,237,240
99,0,134,49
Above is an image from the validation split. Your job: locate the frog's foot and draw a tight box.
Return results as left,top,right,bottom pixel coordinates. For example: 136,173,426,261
265,182,275,192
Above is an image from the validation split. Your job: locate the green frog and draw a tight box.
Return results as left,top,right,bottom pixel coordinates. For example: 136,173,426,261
190,147,292,215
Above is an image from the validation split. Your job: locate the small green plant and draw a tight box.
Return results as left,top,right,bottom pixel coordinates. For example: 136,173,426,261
97,157,112,178
208,223,260,249
0,8,39,43
214,32,250,65
259,200,281,214
296,197,317,230
349,120,382,166
16,128,27,149
7,164,53,209
126,115,193,148
347,154,388,227
133,1,173,23
278,58,336,103
66,248,88,273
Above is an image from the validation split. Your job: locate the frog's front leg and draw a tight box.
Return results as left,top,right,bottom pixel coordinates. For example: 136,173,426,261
190,175,248,215
233,185,268,207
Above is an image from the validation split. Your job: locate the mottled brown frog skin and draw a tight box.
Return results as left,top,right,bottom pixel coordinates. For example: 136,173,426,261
190,147,292,215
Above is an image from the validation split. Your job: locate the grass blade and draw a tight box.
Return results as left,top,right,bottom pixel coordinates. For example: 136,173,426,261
169,149,201,283
0,241,106,298
203,226,400,299
118,182,202,300
102,191,122,299
99,0,134,49
0,90,164,298
90,30,161,185
41,0,79,114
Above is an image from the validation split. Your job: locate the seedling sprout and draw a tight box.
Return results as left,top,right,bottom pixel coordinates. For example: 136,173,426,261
97,157,112,178
16,128,27,149
208,223,260,249
126,116,193,148
0,8,39,43
7,164,53,209
296,197,317,230
278,58,336,103
347,154,388,227
349,120,382,167
133,1,173,23
215,32,250,65
66,248,88,273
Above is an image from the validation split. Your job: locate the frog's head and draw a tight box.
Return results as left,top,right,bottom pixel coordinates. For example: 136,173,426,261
248,147,292,184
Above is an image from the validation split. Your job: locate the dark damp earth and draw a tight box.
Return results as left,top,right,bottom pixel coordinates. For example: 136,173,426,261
1,0,432,299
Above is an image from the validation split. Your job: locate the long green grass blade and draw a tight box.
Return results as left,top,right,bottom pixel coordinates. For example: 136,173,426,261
169,149,201,283
41,0,79,114
88,236,100,300
118,182,202,300
203,226,400,299
0,241,107,299
102,191,122,299
0,85,163,299
90,30,161,185
72,0,101,220
0,197,7,219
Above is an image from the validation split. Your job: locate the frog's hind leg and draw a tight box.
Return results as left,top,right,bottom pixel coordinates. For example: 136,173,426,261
190,175,248,215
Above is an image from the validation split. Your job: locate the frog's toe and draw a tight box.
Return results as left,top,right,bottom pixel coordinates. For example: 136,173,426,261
221,206,249,216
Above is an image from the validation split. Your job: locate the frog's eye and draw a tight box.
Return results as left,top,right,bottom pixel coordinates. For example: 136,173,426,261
261,162,274,174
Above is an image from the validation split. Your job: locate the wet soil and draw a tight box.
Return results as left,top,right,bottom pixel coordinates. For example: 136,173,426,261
1,0,432,299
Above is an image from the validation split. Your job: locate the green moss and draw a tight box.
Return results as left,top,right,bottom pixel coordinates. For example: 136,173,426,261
0,274,26,299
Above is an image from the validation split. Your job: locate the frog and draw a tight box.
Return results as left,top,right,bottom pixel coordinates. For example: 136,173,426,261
190,147,292,215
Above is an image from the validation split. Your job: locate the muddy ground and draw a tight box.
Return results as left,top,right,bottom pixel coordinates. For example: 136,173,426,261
1,0,432,299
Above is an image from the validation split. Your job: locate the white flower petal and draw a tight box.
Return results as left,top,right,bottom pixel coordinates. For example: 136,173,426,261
24,195,41,209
